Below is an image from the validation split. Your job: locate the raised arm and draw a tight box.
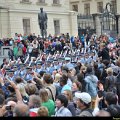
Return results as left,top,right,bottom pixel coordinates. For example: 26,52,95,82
10,81,23,103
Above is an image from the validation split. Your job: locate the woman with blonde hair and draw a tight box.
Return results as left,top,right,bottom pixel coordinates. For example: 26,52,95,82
53,73,62,96
105,67,116,93
37,106,49,117
39,88,55,116
54,73,61,83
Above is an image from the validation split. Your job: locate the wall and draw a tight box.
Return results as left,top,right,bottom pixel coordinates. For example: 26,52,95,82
70,0,115,14
0,0,78,38
0,9,9,38
8,10,72,37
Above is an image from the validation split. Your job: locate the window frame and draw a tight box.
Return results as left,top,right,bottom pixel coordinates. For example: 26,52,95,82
97,2,103,13
20,0,32,4
72,4,78,12
38,0,45,4
111,0,117,13
53,0,60,5
84,3,90,15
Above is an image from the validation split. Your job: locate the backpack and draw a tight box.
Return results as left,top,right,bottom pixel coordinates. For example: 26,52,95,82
46,87,55,101
116,71,120,83
79,108,93,117
116,71,120,94
105,75,117,94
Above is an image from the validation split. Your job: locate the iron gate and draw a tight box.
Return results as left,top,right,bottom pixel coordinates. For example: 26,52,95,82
100,2,119,37
77,14,96,37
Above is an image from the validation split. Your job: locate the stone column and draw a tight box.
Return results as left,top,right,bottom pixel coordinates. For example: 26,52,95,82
92,13,101,36
116,14,120,36
69,11,78,37
118,18,120,36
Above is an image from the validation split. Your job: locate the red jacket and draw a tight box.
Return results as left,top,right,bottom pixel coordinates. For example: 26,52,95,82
22,47,27,54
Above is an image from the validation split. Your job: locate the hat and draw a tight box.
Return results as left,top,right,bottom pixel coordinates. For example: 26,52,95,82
13,65,17,68
31,57,36,61
36,61,42,65
20,63,25,67
75,92,91,104
5,68,11,71
58,57,65,61
46,60,52,63
65,57,71,61
71,61,77,64
6,70,15,74
26,67,32,70
54,59,58,62
48,58,54,61
30,62,36,66
66,55,71,58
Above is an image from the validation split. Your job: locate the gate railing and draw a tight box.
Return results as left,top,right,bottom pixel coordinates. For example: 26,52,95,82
99,2,118,36
77,14,93,19
77,14,96,36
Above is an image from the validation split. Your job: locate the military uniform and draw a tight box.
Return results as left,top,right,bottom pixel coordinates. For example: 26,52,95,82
6,70,15,82
24,67,33,82
35,61,42,74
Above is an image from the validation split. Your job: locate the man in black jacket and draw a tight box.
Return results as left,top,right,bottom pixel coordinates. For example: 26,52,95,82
98,43,110,61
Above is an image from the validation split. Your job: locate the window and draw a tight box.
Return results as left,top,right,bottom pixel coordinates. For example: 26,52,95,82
22,0,29,2
97,2,103,13
72,5,78,12
54,20,60,36
53,0,60,4
23,19,30,35
111,0,117,13
20,0,31,4
84,3,90,15
38,0,45,3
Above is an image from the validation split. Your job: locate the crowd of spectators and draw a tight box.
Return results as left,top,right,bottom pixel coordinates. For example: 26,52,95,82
0,32,120,117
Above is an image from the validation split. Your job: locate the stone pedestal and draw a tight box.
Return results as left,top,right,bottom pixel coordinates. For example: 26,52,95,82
1,46,13,57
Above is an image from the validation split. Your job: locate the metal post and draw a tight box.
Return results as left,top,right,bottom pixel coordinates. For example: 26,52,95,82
115,15,119,35
100,21,102,35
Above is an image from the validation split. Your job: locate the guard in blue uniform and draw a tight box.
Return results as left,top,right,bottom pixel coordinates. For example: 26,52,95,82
19,63,26,79
24,67,33,82
6,70,15,82
45,60,54,74
53,59,60,71
64,57,74,69
30,62,36,72
35,61,42,74
13,65,20,78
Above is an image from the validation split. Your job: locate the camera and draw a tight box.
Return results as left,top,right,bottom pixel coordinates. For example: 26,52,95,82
5,105,11,110
97,90,103,98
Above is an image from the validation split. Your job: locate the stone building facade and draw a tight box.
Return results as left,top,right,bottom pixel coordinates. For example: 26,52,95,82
70,0,120,36
70,0,118,14
0,0,78,38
